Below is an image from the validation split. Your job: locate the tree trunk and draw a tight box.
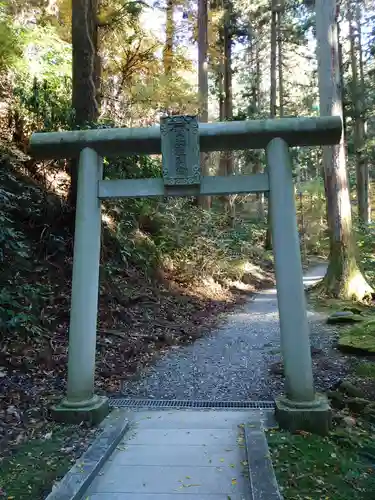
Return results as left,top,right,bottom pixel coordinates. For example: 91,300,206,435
220,1,235,223
277,8,284,117
69,0,100,208
270,7,277,118
251,28,264,219
163,0,174,77
223,2,233,176
337,18,347,138
348,0,370,224
253,159,265,219
218,58,226,176
357,2,370,223
265,1,278,250
197,0,211,209
315,0,373,299
248,18,256,115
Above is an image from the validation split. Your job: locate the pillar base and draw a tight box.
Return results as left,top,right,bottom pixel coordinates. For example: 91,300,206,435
51,395,109,425
275,393,332,435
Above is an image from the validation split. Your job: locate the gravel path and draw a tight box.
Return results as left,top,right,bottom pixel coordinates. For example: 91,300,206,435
122,264,350,401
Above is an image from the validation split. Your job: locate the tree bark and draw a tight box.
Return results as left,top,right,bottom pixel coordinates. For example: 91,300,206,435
277,8,284,117
69,0,100,208
72,0,100,124
337,16,347,138
270,6,277,118
265,1,278,250
218,0,235,223
356,2,370,223
348,0,370,224
315,0,373,299
163,0,174,77
218,64,225,122
218,54,227,176
251,26,264,219
197,0,211,209
218,56,226,176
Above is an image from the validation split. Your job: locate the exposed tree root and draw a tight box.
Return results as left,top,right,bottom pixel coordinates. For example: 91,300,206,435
313,266,373,302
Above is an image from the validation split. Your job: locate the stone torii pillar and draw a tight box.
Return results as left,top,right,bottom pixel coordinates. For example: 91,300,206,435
30,115,341,432
267,138,330,433
54,147,108,423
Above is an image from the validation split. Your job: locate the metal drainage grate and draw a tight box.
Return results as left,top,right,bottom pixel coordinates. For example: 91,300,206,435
109,398,275,410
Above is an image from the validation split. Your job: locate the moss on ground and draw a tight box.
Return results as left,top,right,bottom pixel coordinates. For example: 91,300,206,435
269,302,375,499
338,320,375,354
326,313,364,324
307,294,371,315
270,208,375,498
355,360,375,379
306,290,375,355
268,424,375,500
0,423,98,500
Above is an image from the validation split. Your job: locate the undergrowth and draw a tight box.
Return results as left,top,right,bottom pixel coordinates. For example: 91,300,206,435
106,196,271,285
357,222,375,287
0,144,273,342
295,179,329,259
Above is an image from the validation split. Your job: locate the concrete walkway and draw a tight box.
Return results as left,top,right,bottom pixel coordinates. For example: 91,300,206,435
85,409,280,499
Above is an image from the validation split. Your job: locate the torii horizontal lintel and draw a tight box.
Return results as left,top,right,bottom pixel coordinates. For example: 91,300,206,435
29,115,342,160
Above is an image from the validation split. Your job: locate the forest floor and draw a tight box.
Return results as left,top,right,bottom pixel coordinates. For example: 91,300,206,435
0,239,277,499
268,412,375,500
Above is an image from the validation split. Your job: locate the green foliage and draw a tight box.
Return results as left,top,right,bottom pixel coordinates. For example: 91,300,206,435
100,154,271,281
0,4,23,73
357,224,375,287
104,155,162,181
22,24,72,78
10,25,73,132
355,361,375,379
295,183,329,258
14,77,73,132
0,155,61,338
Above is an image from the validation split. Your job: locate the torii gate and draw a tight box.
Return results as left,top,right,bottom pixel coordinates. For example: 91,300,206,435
30,115,342,434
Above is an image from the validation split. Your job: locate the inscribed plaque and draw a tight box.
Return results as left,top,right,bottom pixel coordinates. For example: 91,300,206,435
160,115,200,186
